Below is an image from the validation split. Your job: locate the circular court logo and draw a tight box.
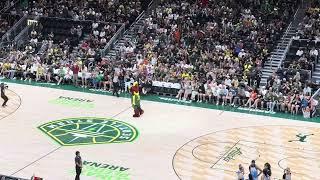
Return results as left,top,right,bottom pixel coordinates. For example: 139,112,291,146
38,117,138,146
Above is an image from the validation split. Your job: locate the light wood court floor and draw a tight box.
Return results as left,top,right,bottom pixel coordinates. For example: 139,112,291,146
0,83,319,180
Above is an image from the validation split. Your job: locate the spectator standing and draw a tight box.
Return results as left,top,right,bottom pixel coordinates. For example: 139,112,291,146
112,72,120,97
72,63,80,86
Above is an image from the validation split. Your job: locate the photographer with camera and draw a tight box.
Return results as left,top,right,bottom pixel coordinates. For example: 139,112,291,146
0,83,8,107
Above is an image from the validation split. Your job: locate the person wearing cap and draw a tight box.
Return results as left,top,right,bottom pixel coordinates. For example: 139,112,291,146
0,83,8,107
130,82,144,117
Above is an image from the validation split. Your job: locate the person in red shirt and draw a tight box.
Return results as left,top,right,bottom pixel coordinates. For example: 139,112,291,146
245,89,257,108
174,28,181,43
72,63,80,86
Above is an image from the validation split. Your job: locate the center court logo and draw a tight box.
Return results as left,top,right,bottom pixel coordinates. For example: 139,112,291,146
38,117,138,146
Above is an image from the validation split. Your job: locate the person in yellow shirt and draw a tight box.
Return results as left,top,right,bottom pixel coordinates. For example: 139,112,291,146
181,71,191,79
36,64,44,82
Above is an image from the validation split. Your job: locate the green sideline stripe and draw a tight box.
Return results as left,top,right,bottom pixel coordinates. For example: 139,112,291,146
3,79,320,123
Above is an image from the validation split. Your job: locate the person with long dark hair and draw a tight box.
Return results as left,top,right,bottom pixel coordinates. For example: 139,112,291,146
1,83,8,107
262,162,272,180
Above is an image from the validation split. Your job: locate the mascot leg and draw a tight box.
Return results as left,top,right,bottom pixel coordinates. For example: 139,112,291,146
138,105,144,115
133,106,140,118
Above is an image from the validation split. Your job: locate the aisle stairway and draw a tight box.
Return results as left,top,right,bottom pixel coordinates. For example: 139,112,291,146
104,13,147,61
312,64,320,83
260,7,306,87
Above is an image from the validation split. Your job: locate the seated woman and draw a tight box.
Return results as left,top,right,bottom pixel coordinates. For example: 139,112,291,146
101,71,112,91
183,80,192,101
176,81,185,101
253,90,264,109
245,89,257,108
290,93,301,115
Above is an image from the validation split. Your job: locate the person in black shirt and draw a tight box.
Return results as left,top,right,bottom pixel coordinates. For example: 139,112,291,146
75,151,82,180
1,83,8,107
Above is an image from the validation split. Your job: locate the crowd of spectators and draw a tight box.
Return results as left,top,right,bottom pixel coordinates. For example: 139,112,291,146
0,0,319,117
0,0,13,11
295,0,320,41
284,1,320,73
0,0,21,38
15,0,146,26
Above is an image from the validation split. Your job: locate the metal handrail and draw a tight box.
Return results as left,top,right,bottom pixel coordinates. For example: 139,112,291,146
0,0,19,14
312,86,320,99
148,0,154,8
0,14,27,42
100,23,126,57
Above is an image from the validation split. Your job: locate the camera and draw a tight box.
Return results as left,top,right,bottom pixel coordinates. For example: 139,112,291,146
0,83,8,88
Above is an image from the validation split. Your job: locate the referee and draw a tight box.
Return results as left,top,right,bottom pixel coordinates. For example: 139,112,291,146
1,83,8,107
75,151,82,180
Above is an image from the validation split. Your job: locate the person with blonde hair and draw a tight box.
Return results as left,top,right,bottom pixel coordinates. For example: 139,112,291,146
236,164,245,180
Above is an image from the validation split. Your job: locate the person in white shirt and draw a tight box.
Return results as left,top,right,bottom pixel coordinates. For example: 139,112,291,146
92,22,99,29
303,84,312,96
99,30,106,38
296,48,304,56
93,29,99,37
211,83,218,104
238,49,246,58
310,47,318,62
224,76,232,87
236,164,245,180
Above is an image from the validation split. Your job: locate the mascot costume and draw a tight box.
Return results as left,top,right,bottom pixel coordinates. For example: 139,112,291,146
130,82,144,117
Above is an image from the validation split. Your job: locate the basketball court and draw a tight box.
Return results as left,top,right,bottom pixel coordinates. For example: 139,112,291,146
1,83,320,180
